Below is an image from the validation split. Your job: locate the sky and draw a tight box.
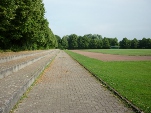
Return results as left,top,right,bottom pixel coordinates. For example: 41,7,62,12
43,0,151,41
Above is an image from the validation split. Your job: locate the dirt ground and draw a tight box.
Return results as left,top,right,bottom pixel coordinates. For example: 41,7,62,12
71,50,151,61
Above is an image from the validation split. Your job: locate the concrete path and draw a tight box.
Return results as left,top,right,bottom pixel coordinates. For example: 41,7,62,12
14,51,133,113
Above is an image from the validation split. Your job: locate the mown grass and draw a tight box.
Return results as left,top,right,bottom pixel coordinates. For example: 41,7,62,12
83,49,151,56
65,50,151,113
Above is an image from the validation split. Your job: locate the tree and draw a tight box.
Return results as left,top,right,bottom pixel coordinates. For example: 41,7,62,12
146,38,151,49
0,0,16,49
102,37,110,49
62,35,69,49
111,38,119,46
77,36,90,49
44,28,57,49
89,39,98,49
142,38,151,49
84,34,93,39
68,34,78,49
120,37,131,49
77,36,84,49
107,37,119,48
131,38,138,49
0,0,57,51
96,34,103,40
55,35,61,49
10,0,38,50
97,39,103,49
138,38,147,49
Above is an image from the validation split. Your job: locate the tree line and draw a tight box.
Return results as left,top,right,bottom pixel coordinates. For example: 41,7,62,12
56,34,151,49
1,0,150,51
0,0,57,51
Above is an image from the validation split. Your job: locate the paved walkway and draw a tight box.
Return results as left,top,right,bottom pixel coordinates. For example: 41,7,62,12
14,51,133,113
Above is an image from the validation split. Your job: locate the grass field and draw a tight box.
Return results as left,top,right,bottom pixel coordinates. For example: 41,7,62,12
65,50,151,113
83,49,151,56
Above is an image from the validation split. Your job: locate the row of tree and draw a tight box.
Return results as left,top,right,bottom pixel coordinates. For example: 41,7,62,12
56,34,151,49
120,37,151,49
0,0,57,51
1,0,149,51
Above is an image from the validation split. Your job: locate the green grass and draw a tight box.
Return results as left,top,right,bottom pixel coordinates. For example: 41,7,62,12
83,49,151,56
65,50,151,113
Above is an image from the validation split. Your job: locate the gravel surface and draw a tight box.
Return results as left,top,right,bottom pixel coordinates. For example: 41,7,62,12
14,50,133,113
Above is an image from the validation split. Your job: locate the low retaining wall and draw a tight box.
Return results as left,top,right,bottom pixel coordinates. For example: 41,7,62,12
0,50,52,63
0,51,52,79
0,55,56,113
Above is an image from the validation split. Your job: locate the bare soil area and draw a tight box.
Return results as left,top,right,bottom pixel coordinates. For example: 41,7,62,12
71,50,151,61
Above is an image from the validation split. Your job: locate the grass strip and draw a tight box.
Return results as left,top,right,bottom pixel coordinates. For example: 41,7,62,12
65,50,151,113
83,49,151,56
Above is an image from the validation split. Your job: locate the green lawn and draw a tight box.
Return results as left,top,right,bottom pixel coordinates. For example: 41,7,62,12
66,50,151,113
83,49,151,56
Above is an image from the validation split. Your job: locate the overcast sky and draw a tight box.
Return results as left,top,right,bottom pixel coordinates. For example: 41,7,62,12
43,0,151,41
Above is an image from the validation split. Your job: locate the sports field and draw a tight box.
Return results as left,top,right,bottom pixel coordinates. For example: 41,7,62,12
83,49,151,56
66,49,151,113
